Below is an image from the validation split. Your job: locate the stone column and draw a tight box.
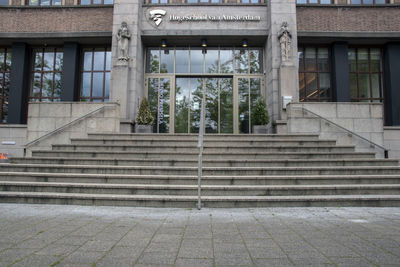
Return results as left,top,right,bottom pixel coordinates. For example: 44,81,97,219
384,42,400,126
332,42,351,102
110,0,144,132
61,42,80,102
8,43,30,124
267,0,298,124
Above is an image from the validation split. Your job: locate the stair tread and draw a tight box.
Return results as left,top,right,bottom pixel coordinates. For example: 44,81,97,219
0,191,399,201
1,181,399,189
1,171,400,179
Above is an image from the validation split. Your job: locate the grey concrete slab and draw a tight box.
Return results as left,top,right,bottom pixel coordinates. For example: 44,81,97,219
0,204,399,267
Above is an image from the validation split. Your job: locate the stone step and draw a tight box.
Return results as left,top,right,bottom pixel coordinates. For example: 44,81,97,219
87,133,322,141
31,150,377,160
1,172,400,185
11,157,399,167
1,181,399,196
51,144,356,153
0,192,399,207
1,164,400,176
70,138,337,147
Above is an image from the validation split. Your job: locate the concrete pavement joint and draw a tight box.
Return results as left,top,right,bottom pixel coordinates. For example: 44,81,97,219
209,214,216,267
232,210,256,266
172,214,189,266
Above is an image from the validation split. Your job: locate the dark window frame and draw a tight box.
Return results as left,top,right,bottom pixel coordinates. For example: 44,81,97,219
350,0,389,4
26,0,62,6
29,47,63,103
298,45,333,102
296,0,333,4
78,0,114,5
0,47,11,124
349,46,385,103
79,46,111,102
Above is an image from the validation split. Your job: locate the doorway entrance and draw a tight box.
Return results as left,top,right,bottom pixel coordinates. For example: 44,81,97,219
145,47,264,134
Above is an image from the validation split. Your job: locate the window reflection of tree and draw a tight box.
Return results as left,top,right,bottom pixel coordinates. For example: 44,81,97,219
0,49,11,123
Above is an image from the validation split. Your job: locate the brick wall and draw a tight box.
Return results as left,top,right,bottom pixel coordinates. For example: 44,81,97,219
297,6,400,32
0,7,113,33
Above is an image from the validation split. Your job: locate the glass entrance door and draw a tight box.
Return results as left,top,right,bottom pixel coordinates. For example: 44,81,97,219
175,77,233,134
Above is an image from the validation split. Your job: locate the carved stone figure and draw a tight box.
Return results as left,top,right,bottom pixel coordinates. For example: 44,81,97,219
117,22,131,61
278,22,292,62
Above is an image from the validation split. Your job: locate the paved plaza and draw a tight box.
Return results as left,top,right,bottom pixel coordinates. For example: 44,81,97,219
0,204,399,266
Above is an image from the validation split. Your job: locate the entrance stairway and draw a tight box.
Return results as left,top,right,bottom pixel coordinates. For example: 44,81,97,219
0,134,399,207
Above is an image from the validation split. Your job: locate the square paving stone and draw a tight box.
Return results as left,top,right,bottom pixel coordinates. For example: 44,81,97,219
60,251,105,264
254,258,295,267
215,254,252,265
137,251,176,265
175,258,213,267
35,244,79,257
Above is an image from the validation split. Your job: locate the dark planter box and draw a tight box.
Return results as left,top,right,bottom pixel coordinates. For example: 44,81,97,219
134,124,152,133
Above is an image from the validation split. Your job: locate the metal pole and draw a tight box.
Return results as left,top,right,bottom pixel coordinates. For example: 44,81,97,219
197,99,205,210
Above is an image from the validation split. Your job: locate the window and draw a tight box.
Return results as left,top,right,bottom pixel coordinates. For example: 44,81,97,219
79,0,113,4
349,48,384,102
30,48,63,102
150,0,168,3
0,48,11,124
27,0,62,5
298,46,332,102
0,0,9,6
350,0,388,4
146,47,262,74
80,47,111,102
185,0,223,3
297,0,332,4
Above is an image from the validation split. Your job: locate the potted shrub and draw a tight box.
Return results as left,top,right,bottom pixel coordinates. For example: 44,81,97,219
251,97,270,134
135,97,154,133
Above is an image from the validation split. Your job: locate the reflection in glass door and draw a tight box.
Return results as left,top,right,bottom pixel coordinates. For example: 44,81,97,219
237,77,262,134
148,77,171,133
175,77,233,134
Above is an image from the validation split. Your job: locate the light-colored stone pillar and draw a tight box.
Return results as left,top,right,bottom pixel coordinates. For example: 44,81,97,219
111,0,144,131
267,0,299,124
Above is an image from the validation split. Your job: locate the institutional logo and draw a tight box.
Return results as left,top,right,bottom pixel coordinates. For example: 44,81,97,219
150,9,167,26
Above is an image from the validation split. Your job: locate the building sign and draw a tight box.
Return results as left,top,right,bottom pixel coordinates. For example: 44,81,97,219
149,9,261,27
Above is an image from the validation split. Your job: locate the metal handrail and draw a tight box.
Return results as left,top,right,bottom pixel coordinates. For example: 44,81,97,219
291,106,388,158
25,105,109,149
197,99,205,210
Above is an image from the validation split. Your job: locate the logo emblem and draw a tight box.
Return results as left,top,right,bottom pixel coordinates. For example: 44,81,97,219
150,9,167,26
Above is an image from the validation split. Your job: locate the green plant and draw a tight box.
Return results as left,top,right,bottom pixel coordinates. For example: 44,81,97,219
136,97,154,125
251,98,270,126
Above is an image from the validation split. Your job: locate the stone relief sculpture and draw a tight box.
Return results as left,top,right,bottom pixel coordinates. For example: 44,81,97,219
117,22,131,61
278,21,292,62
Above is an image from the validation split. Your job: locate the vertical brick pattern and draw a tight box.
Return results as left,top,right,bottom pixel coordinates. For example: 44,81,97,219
297,6,400,32
0,7,113,33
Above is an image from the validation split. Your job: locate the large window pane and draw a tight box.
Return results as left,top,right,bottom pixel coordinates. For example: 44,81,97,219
175,49,189,73
190,78,203,133
190,49,203,74
205,49,218,74
357,48,369,72
238,78,249,134
83,51,93,71
159,78,170,133
350,73,358,99
175,78,189,133
371,74,382,99
160,49,174,73
220,78,233,134
205,78,218,133
305,48,316,71
305,73,317,99
92,73,104,97
81,73,92,97
146,50,159,73
43,51,55,71
148,78,159,133
359,74,371,99
93,50,105,71
250,49,262,74
317,48,329,72
370,48,381,72
220,49,234,73
250,78,261,130
235,49,249,74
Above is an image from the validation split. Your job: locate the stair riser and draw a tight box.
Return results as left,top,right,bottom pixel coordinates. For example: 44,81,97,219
1,175,400,185
1,167,400,176
31,151,376,160
11,158,398,167
51,146,355,153
2,185,399,196
0,196,399,208
86,134,321,141
70,140,337,147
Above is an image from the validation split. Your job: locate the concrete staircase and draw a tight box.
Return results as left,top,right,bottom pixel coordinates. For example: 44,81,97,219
0,133,399,208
